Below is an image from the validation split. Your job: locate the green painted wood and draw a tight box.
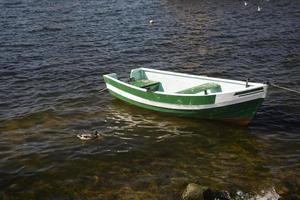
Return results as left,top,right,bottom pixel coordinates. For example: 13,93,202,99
108,89,264,121
104,76,216,105
176,83,221,94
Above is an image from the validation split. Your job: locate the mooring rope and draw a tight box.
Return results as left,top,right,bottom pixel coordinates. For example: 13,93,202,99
269,83,300,94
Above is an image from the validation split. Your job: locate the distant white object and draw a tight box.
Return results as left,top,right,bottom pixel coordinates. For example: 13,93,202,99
244,1,248,6
149,20,154,25
77,130,102,140
258,6,261,11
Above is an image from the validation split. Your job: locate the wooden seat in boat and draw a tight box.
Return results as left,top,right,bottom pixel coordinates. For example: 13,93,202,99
128,79,161,91
176,83,221,94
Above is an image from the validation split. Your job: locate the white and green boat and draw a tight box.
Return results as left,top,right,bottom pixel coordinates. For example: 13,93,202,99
103,68,267,125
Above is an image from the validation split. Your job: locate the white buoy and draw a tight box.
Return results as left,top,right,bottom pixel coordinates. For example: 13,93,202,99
258,6,261,11
149,20,154,25
244,1,248,6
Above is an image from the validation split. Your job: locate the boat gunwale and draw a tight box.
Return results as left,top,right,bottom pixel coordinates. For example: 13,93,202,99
103,68,267,97
138,68,265,86
107,83,265,110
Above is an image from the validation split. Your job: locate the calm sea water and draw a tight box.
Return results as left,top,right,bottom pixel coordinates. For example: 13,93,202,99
0,0,299,199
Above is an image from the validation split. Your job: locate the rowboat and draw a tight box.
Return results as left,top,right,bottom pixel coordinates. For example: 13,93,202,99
103,68,267,125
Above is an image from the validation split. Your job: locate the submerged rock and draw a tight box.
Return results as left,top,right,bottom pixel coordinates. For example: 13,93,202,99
254,187,280,200
203,188,231,200
182,183,233,200
182,183,208,200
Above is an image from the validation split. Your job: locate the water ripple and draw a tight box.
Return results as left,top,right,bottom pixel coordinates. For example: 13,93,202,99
0,0,299,198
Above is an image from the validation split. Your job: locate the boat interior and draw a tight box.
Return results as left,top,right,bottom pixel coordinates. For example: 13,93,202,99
111,68,261,95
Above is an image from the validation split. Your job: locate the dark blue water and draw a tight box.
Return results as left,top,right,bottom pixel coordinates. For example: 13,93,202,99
0,0,299,199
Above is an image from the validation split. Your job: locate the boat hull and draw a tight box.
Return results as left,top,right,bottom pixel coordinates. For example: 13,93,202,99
103,68,267,125
108,89,264,125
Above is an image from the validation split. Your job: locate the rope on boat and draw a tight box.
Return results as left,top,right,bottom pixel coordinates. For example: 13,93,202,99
268,82,300,94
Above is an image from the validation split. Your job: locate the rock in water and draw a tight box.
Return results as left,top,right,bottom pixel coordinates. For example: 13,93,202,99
203,188,231,200
182,183,207,200
203,189,213,200
215,190,231,199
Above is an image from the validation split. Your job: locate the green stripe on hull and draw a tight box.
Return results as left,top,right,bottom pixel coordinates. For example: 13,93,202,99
104,77,216,105
108,90,264,122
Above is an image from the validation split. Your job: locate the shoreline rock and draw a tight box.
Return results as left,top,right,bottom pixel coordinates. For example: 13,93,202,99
182,183,231,200
182,183,208,200
182,183,282,200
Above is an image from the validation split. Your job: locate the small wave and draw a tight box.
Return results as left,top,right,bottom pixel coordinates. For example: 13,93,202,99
71,43,95,48
2,1,23,7
0,43,35,48
42,26,63,32
29,26,63,33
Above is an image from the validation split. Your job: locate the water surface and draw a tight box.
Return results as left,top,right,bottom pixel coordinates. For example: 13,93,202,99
0,0,300,199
